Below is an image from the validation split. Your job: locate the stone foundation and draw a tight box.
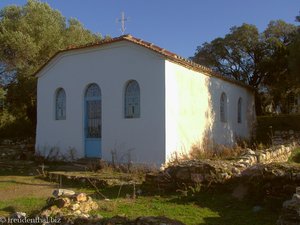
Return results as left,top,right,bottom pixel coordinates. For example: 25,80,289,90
143,145,296,191
272,130,300,146
237,145,293,167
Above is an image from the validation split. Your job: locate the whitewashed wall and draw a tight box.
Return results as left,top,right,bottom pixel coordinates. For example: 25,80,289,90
164,60,255,162
36,41,166,165
36,40,255,165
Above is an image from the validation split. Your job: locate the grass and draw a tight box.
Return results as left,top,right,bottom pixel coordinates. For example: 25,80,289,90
0,175,57,217
0,197,45,217
0,144,283,225
288,147,300,163
97,196,219,225
0,174,279,225
0,182,14,190
87,185,278,225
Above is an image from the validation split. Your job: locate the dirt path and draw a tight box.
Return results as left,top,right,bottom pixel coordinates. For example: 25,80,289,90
0,176,57,201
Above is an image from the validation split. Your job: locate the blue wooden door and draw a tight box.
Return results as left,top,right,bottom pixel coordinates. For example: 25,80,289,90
84,84,101,158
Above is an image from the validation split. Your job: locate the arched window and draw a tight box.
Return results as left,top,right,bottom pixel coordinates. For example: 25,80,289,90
237,97,242,123
55,88,66,120
220,92,227,122
86,83,101,98
125,80,140,118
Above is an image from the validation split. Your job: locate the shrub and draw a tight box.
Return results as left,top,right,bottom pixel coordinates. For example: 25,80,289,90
256,114,300,145
190,142,246,160
0,111,35,141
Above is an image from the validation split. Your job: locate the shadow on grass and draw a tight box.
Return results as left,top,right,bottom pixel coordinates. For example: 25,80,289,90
0,180,55,187
0,206,16,214
166,189,279,225
57,176,279,225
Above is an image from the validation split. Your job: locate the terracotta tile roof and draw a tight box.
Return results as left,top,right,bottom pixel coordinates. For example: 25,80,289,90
34,34,252,90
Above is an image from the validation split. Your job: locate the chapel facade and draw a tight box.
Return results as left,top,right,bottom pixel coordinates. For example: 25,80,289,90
35,35,256,165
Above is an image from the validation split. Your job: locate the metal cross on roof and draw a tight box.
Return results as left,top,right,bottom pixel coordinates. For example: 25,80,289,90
117,12,128,35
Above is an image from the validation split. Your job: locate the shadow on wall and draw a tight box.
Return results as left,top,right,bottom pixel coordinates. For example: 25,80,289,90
202,77,255,150
109,142,137,165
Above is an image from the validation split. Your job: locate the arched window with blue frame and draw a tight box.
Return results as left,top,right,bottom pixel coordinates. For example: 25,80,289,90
55,88,66,120
125,80,140,118
220,92,227,123
237,97,242,123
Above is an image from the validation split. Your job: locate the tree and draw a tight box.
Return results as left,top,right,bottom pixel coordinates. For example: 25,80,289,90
192,21,297,114
288,12,300,94
192,23,265,88
0,0,102,126
261,20,297,113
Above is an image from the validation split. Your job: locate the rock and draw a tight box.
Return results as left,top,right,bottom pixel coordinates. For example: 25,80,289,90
232,184,248,200
55,197,71,208
296,187,300,195
40,209,51,217
135,216,186,225
175,167,190,180
90,201,99,210
10,212,26,219
231,167,241,175
246,149,256,155
71,203,80,211
74,210,82,216
40,190,100,222
52,189,75,198
292,194,300,202
79,202,92,213
80,213,90,219
75,193,87,202
191,173,204,183
278,187,300,224
103,216,130,225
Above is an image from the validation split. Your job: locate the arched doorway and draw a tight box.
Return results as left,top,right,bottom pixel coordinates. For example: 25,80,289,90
84,83,101,158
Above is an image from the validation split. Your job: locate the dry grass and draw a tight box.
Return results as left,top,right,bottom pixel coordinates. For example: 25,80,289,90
0,176,56,201
190,143,246,160
167,136,249,165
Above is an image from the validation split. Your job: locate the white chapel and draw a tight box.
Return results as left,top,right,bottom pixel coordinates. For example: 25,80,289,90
35,35,256,165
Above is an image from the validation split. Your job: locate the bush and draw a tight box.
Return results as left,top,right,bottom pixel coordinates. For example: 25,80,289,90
256,114,300,145
190,142,246,160
0,111,35,141
288,148,300,163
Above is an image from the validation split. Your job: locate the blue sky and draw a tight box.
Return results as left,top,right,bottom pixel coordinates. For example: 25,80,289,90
0,0,299,58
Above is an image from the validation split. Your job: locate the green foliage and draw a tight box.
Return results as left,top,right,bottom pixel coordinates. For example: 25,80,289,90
288,148,300,163
0,197,45,216
0,87,4,109
0,113,35,139
192,20,298,115
0,0,102,132
192,23,264,88
256,114,300,144
262,20,298,112
288,13,300,93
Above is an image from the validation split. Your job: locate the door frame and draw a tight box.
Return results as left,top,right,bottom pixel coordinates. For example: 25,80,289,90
84,83,102,158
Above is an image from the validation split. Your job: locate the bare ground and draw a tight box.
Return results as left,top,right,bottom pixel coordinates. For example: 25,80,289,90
0,176,56,201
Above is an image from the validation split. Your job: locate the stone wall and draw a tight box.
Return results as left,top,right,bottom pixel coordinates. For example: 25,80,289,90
272,130,300,146
237,145,293,167
143,145,295,191
144,159,236,191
